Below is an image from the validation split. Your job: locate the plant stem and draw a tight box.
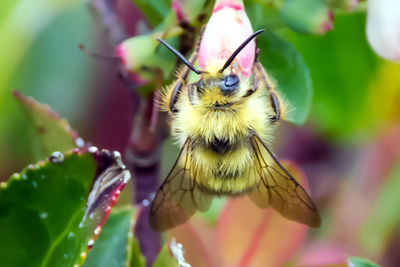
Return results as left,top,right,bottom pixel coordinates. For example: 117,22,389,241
87,0,167,265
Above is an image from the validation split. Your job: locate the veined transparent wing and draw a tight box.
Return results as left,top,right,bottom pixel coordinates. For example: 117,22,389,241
150,138,213,231
248,135,321,228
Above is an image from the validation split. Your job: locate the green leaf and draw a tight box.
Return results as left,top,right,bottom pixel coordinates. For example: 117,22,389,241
361,163,400,255
13,91,81,161
83,207,145,267
347,257,381,267
129,238,146,267
0,2,95,175
0,149,131,267
257,30,313,125
246,0,283,30
281,0,333,35
283,12,380,136
131,0,171,26
153,244,178,267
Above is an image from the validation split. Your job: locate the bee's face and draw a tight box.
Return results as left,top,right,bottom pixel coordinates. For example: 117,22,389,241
189,66,250,109
200,73,240,96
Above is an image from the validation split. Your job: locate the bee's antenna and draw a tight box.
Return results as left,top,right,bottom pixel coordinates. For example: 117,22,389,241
219,29,265,73
79,43,120,62
156,38,203,75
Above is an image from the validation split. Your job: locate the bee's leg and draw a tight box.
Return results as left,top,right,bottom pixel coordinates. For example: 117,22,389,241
169,52,198,112
168,29,204,112
252,61,282,122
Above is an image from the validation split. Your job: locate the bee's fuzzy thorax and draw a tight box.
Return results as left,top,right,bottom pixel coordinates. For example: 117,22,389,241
165,70,277,193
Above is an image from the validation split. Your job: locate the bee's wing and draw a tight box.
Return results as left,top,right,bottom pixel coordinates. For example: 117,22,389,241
249,135,321,228
150,138,213,231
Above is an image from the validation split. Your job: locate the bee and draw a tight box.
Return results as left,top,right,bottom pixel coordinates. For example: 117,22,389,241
149,29,321,231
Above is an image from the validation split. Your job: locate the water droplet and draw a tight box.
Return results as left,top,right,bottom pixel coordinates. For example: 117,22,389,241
94,226,101,235
64,253,69,259
40,174,45,179
12,173,21,179
75,137,85,148
40,212,48,219
142,199,150,207
88,146,98,154
89,213,94,219
87,239,95,249
68,232,75,239
32,181,38,188
27,164,34,170
22,173,27,180
49,151,65,164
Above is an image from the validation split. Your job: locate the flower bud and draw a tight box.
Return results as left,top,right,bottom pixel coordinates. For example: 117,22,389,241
198,0,255,77
366,0,400,62
116,33,160,73
282,0,334,35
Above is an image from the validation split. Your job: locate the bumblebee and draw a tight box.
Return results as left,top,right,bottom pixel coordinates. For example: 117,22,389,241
150,29,321,231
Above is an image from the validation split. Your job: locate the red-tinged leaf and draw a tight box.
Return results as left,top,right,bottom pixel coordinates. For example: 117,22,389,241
167,216,218,267
330,126,400,252
294,241,347,267
82,207,145,267
216,160,310,266
75,148,131,266
0,148,131,267
12,90,85,161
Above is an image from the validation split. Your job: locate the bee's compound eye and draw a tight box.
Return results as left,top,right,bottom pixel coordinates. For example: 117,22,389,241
221,74,239,95
225,74,239,87
196,80,205,93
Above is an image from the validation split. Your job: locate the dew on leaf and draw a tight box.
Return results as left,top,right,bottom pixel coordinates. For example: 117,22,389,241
68,232,75,239
88,146,98,154
12,173,21,179
142,199,150,207
49,151,65,164
94,226,101,235
87,239,94,249
75,137,85,148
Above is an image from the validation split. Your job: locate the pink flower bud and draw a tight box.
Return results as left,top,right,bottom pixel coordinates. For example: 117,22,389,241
198,0,255,76
367,0,400,62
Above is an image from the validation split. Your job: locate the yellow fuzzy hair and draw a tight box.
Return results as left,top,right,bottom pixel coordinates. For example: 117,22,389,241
161,59,282,193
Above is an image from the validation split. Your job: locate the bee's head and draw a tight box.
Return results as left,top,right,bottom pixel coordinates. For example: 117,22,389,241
157,29,264,106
